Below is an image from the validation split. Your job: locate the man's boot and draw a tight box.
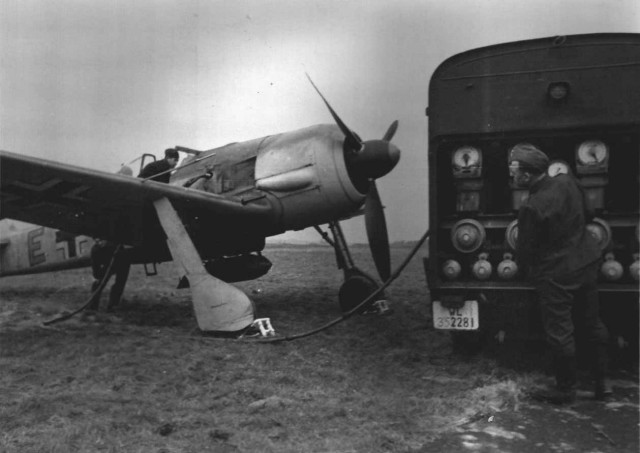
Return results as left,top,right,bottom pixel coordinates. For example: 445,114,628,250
531,355,577,404
594,344,613,400
107,289,121,312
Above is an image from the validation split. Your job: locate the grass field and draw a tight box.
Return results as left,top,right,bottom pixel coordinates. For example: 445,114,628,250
1,243,551,452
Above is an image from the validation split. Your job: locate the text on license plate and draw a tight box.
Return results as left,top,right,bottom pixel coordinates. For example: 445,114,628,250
432,300,479,330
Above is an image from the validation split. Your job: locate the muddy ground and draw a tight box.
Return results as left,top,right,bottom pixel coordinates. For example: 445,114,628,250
1,243,638,452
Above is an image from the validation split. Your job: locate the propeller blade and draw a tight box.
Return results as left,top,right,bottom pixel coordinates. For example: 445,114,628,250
365,180,391,281
306,73,362,152
382,120,399,142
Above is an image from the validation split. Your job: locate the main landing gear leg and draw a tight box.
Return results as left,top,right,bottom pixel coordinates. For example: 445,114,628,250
316,222,390,314
153,197,255,332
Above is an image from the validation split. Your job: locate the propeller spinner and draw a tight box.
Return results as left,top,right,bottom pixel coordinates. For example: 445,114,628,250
307,74,400,281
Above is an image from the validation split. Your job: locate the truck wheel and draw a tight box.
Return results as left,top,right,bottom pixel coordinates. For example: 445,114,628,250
451,331,486,355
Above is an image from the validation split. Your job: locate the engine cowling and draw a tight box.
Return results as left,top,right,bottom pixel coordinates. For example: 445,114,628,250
171,122,398,241
254,124,366,231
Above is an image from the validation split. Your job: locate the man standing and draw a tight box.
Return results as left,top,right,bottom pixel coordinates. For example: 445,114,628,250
509,143,609,404
87,240,131,312
138,148,179,182
87,148,178,311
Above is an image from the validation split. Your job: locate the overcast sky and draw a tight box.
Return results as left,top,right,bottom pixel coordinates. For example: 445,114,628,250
1,0,638,244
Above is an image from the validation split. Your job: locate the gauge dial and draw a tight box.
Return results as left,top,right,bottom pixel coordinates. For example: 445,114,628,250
547,160,570,177
586,218,611,250
505,220,519,250
451,218,485,253
452,146,481,168
577,140,608,165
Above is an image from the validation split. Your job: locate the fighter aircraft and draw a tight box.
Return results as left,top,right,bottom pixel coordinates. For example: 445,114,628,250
0,78,401,333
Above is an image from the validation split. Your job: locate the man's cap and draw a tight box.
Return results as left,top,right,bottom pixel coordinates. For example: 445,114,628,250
164,148,179,159
509,143,549,172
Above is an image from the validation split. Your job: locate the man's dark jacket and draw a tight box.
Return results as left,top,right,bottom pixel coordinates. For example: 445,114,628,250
516,173,601,280
138,159,172,183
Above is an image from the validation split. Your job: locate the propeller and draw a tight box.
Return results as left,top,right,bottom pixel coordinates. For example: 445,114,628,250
307,74,400,281
365,179,391,281
306,74,363,153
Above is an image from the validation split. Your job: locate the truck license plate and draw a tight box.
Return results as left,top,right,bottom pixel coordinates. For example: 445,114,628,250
433,300,479,330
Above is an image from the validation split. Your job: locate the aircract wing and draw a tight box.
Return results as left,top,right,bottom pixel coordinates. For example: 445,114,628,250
0,150,277,251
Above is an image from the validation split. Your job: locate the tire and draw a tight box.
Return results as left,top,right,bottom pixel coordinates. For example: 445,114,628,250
451,330,487,356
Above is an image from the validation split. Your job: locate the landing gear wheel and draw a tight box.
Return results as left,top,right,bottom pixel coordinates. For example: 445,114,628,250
338,275,378,314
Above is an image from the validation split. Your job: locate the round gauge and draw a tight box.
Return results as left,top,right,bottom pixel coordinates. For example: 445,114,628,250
505,220,519,250
452,146,481,168
442,259,462,280
586,218,611,250
547,160,570,177
450,218,485,253
576,140,608,165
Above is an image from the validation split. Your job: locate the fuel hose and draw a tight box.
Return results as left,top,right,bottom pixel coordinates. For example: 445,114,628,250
254,227,430,343
42,245,123,326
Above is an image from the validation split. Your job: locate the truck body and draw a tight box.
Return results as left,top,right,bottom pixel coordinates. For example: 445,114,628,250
424,33,640,351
